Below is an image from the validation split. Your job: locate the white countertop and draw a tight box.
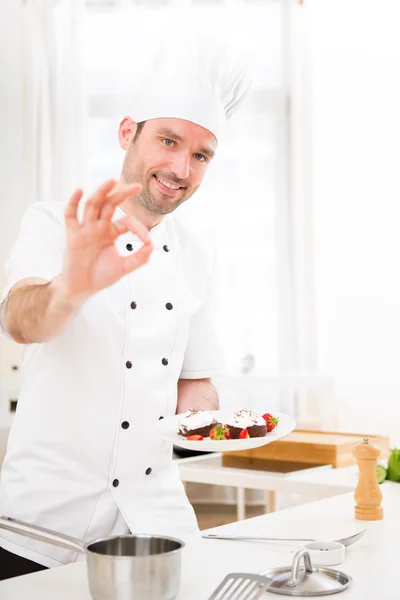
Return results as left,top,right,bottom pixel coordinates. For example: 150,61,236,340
1,481,398,599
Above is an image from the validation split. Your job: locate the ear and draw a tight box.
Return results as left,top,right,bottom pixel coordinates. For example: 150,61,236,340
118,117,137,150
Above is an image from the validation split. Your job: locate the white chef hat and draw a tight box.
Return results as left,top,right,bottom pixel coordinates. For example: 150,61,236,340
129,32,251,141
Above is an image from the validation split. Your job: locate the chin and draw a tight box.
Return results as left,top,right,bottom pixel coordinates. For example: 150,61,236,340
151,195,186,215
153,202,182,216
140,186,188,215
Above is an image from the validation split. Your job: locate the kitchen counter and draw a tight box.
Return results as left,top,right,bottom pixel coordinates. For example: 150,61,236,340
1,482,398,599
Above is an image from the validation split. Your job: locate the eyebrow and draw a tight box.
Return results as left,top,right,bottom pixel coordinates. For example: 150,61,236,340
156,127,215,160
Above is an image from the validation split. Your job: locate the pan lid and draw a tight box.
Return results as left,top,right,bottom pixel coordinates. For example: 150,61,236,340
261,549,352,596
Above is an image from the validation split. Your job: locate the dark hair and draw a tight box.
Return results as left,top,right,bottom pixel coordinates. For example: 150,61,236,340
132,120,146,143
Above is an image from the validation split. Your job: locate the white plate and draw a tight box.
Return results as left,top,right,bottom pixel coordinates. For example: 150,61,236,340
154,410,296,452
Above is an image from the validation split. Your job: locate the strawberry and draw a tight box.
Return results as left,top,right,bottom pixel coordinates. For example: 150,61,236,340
239,428,250,439
221,424,231,439
186,435,203,441
210,424,231,440
262,413,279,432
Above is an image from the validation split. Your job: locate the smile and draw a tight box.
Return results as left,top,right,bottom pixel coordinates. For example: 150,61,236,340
153,175,184,194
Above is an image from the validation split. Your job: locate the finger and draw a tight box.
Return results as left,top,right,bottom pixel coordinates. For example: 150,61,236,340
111,215,151,245
64,188,83,232
121,242,153,276
100,183,143,222
83,179,117,224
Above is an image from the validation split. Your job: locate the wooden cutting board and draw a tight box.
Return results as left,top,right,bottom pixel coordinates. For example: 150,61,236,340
222,429,390,469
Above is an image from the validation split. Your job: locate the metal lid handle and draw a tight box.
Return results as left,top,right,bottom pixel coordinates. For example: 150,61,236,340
287,549,314,587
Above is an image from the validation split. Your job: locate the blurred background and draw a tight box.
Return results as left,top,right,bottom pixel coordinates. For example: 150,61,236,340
1,0,400,518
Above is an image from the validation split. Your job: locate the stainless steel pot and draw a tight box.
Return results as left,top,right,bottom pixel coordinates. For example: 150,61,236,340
0,516,184,600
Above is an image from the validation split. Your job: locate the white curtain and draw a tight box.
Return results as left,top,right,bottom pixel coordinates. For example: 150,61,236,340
21,0,85,207
0,0,86,426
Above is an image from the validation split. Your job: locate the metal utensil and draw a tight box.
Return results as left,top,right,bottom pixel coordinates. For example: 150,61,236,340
202,529,366,548
0,516,184,600
261,548,352,596
208,572,271,600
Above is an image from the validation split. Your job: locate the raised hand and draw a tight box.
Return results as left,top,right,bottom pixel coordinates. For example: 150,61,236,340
60,179,153,302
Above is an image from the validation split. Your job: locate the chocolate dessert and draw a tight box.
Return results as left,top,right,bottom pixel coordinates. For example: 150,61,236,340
226,409,267,438
178,409,218,438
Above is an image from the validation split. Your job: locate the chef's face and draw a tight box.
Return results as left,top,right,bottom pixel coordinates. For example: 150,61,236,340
119,117,217,215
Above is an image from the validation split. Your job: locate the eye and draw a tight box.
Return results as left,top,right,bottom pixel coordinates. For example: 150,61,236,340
194,153,207,162
162,139,175,147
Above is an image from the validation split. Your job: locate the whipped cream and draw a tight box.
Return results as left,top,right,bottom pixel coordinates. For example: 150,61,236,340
178,409,215,432
228,409,265,428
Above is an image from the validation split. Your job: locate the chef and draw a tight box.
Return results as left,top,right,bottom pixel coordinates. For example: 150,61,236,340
0,35,250,579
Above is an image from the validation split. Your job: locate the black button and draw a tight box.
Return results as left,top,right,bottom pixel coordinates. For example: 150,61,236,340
130,301,137,310
126,243,133,251
162,358,169,366
126,361,132,369
165,303,173,310
159,416,164,420
163,245,170,252
145,468,152,476
113,479,119,487
121,421,130,429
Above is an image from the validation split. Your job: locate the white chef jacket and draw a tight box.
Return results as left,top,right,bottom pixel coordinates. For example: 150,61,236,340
0,201,224,567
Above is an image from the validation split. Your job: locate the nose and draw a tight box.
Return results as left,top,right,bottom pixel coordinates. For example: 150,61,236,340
169,151,190,180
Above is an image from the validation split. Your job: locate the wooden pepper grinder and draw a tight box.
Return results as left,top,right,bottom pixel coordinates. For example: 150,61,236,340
352,437,383,520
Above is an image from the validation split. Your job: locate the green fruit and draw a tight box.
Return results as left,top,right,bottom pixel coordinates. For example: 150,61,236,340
376,464,387,484
387,448,400,482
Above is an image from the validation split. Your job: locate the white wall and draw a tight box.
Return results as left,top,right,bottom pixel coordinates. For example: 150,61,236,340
310,0,400,444
0,1,25,424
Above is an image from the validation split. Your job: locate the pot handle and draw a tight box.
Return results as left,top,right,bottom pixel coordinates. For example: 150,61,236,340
0,516,86,554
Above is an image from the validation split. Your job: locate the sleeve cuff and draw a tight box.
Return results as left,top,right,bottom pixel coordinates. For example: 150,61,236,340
179,365,225,380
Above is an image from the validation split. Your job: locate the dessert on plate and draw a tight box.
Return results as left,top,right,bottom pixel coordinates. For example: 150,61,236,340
225,409,267,439
178,409,218,438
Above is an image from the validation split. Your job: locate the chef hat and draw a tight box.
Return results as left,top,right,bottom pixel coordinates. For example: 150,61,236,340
129,31,251,140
